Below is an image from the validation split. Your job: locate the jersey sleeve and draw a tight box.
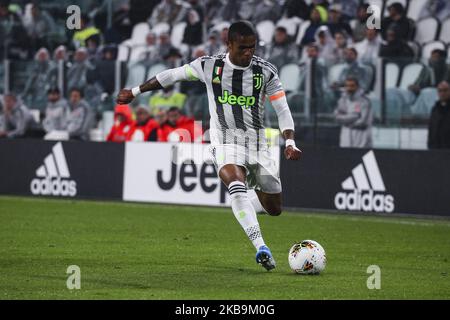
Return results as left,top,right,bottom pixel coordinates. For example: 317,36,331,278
265,69,284,97
184,57,205,83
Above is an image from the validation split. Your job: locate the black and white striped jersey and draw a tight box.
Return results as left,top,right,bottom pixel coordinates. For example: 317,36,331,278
186,53,284,150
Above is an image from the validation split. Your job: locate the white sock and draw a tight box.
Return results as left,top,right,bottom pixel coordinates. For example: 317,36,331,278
247,188,267,214
228,181,266,250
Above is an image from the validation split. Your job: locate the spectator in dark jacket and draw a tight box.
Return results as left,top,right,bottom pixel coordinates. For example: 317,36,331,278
379,28,414,66
182,9,203,46
428,81,450,149
0,93,36,138
0,0,29,59
381,2,414,41
301,6,327,46
326,3,352,37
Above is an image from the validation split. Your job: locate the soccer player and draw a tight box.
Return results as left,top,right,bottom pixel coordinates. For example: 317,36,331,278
117,21,301,271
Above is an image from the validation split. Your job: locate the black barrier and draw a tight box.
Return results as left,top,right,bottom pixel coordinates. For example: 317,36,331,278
0,140,124,200
281,146,450,217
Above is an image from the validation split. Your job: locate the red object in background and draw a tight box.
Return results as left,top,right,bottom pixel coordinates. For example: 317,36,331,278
130,118,160,141
158,116,203,143
106,105,136,142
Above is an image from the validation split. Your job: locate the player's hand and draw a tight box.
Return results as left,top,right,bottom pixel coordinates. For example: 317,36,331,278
116,89,135,105
284,145,302,160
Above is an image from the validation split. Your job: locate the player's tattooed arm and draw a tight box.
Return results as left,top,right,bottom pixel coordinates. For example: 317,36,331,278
116,77,163,105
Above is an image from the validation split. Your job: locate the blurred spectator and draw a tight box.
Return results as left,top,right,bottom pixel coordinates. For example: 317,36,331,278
0,0,29,59
65,88,93,141
326,3,352,37
149,85,187,115
158,107,201,142
106,104,135,142
354,28,382,66
408,49,450,115
22,47,57,110
138,32,159,62
0,93,37,139
129,106,160,142
332,0,359,21
314,26,335,65
73,14,101,49
67,47,93,93
381,2,414,41
428,81,450,149
129,0,160,26
22,2,55,52
297,44,331,112
163,47,184,69
158,32,176,62
379,28,414,66
252,0,282,24
328,30,351,66
149,0,189,26
204,30,222,56
301,5,327,46
282,0,310,20
180,48,207,119
333,48,372,94
203,0,225,26
334,77,373,148
352,3,370,43
266,26,299,70
187,0,205,21
42,87,69,133
182,9,204,46
419,0,450,22
53,45,69,65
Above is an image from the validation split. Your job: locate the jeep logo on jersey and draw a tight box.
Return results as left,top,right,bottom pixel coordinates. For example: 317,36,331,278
218,90,256,108
334,151,394,213
30,142,77,197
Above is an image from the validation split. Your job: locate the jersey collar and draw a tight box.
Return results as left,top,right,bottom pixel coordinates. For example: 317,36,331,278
225,53,252,70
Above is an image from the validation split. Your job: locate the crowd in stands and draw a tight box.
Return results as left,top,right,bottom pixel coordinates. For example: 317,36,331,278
1,0,450,149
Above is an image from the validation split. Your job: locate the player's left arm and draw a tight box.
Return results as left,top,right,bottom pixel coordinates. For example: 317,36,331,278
265,68,301,161
269,91,301,160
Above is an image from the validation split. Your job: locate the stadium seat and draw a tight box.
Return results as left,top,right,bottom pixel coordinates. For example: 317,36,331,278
171,22,187,48
407,0,427,21
256,20,275,45
385,63,400,89
328,63,347,84
279,64,301,92
438,18,450,44
408,41,422,59
398,63,425,90
295,20,311,46
130,22,151,45
276,17,302,38
152,22,171,36
421,41,446,61
125,63,147,88
117,44,130,62
128,45,148,63
414,17,440,45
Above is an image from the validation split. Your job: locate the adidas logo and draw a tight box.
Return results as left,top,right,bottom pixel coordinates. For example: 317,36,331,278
334,151,394,213
30,142,77,197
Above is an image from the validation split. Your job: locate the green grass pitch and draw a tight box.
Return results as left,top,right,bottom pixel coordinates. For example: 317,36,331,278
0,196,449,299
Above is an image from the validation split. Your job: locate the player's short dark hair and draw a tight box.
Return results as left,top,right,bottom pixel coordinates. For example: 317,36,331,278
228,20,257,43
168,106,181,113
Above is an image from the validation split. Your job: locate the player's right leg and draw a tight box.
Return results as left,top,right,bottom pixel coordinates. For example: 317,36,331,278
218,163,276,271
